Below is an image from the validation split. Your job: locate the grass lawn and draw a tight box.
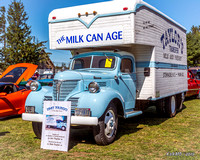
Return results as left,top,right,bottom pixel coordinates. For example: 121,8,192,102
0,98,199,160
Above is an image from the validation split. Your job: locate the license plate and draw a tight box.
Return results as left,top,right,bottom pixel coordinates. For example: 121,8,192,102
75,108,91,117
25,106,35,113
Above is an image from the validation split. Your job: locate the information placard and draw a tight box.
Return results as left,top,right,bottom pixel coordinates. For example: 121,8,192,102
41,101,71,152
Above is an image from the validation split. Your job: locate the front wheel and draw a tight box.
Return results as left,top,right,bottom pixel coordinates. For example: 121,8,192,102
61,126,66,131
93,102,118,145
32,122,42,139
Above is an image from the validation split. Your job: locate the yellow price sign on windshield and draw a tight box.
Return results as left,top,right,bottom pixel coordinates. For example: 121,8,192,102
105,59,112,68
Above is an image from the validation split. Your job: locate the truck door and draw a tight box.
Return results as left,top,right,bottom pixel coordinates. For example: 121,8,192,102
119,57,136,110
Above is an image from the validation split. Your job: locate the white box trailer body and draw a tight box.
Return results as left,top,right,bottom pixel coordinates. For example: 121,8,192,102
48,0,187,100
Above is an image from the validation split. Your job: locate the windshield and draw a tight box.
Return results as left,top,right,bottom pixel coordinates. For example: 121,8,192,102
72,56,115,70
39,74,54,80
0,67,27,83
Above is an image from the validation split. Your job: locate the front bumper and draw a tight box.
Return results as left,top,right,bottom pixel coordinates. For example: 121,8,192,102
22,113,98,126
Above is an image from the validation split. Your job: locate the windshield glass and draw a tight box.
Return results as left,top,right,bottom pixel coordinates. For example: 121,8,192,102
72,56,115,70
39,74,54,80
0,67,27,83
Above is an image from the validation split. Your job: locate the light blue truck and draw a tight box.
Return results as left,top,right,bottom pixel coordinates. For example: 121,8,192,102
46,116,67,131
22,0,187,145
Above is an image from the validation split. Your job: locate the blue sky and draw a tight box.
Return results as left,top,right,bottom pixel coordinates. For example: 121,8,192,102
1,0,200,65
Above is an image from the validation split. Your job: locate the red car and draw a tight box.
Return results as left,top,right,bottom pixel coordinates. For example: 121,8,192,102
0,63,37,117
186,69,200,98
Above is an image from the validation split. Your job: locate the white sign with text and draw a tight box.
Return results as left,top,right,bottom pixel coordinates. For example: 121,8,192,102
41,101,71,152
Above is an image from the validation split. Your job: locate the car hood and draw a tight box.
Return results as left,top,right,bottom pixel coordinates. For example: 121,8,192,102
0,63,38,85
54,70,115,80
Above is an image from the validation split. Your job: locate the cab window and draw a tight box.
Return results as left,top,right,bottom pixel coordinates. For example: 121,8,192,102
72,57,91,69
120,58,133,73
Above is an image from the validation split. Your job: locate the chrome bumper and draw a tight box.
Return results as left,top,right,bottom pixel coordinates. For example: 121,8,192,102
22,113,98,126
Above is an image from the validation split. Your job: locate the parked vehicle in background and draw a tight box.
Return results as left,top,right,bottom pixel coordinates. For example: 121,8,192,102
189,67,200,79
38,71,54,86
186,69,200,98
23,0,187,145
19,70,54,87
0,63,37,118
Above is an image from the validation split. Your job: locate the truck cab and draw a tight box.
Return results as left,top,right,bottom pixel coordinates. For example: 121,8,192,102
23,51,141,145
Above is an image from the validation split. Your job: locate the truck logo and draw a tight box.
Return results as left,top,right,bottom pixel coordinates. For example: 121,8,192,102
160,28,184,54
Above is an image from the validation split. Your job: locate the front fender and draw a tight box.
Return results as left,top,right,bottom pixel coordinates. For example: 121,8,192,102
72,88,125,118
25,86,53,114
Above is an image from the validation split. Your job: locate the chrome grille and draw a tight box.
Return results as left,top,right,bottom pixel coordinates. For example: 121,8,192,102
68,97,79,116
53,80,79,101
44,96,53,101
68,97,79,107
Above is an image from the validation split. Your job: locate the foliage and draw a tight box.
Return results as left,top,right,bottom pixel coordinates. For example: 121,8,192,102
2,0,49,68
187,26,200,66
0,6,6,49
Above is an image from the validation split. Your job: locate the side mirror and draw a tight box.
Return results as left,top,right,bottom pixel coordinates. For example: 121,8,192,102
0,92,7,96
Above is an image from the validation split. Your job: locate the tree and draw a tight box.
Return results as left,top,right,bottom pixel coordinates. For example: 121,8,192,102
187,25,200,66
5,0,49,67
0,6,6,70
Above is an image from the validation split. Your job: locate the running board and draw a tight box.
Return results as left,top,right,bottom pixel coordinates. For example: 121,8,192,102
125,110,143,118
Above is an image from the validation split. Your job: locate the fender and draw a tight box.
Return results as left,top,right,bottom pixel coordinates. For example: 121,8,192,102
25,86,53,114
71,88,125,118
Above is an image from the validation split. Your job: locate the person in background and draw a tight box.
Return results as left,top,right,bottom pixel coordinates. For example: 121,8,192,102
32,71,40,80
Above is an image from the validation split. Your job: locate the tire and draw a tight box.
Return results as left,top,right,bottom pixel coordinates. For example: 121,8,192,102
165,95,177,118
32,122,42,139
196,90,200,99
61,126,66,131
93,102,118,145
156,99,166,115
176,93,185,111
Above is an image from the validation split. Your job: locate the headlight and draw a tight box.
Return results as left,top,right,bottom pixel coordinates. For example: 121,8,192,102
30,81,41,91
88,82,100,93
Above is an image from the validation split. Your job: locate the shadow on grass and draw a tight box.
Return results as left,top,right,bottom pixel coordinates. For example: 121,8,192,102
68,105,187,149
68,126,95,149
0,114,21,121
0,131,10,136
116,104,186,140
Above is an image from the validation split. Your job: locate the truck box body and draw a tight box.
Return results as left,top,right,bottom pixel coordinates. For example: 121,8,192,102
49,0,187,100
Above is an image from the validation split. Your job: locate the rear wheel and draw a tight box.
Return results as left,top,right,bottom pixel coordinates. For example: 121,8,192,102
32,122,42,139
165,95,176,118
156,99,166,115
93,102,118,145
197,90,200,99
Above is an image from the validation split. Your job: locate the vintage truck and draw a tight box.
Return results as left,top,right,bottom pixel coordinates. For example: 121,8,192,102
22,0,187,145
46,115,67,131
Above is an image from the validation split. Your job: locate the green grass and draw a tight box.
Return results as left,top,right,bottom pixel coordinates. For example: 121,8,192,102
0,99,200,160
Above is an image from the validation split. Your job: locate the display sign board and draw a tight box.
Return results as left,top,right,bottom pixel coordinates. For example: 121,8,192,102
41,101,71,152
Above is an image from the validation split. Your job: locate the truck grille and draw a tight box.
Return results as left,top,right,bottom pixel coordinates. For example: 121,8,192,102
53,80,79,101
44,96,53,101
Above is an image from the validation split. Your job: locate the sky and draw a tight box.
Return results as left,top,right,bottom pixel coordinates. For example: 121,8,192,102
1,0,200,66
